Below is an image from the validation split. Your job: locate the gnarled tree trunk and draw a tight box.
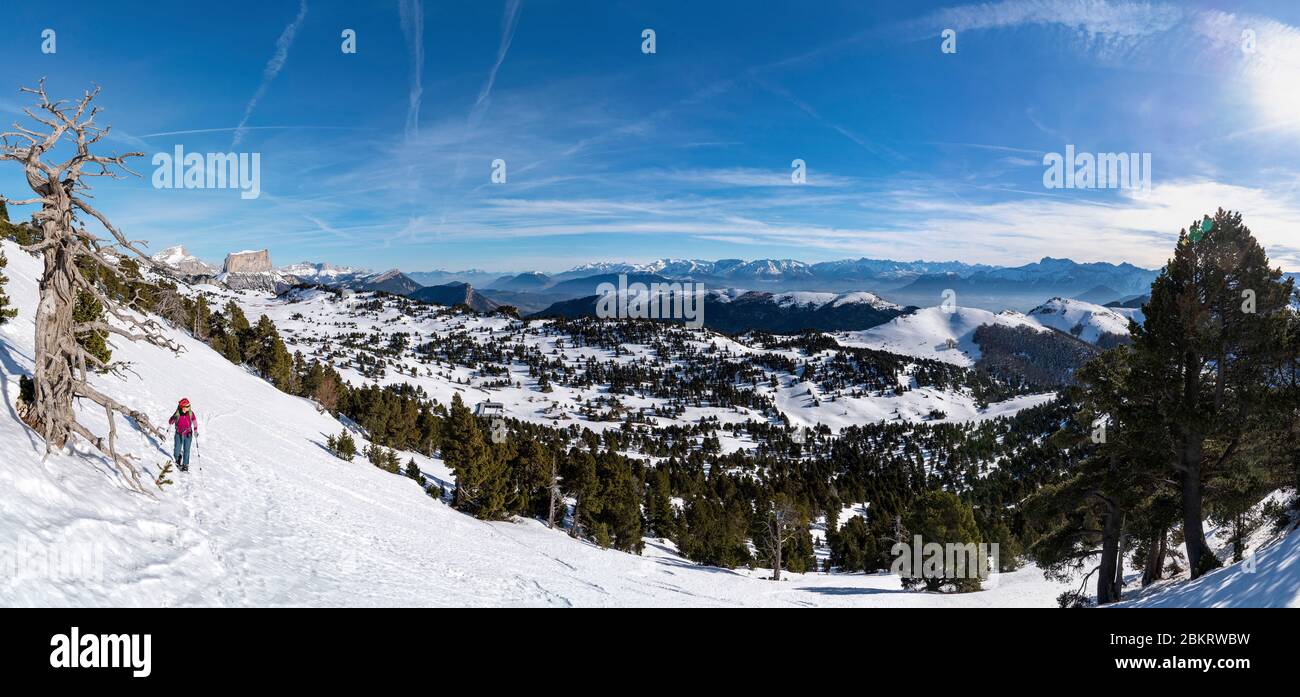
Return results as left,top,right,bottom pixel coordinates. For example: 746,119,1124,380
2,80,181,491
32,238,78,447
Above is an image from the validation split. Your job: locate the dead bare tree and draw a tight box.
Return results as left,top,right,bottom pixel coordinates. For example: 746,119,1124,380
763,495,802,581
0,80,181,490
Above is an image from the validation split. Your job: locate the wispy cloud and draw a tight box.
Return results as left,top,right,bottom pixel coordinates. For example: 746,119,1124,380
468,0,524,129
357,175,1300,272
922,0,1184,37
752,76,903,163
644,167,864,189
398,0,425,141
232,0,309,147
144,125,367,139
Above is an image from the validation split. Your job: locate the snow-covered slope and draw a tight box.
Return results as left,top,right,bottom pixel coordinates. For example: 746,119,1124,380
0,240,1079,607
839,296,1147,368
838,306,1049,367
1113,489,1299,608
771,290,901,311
1027,297,1139,344
3,241,1296,607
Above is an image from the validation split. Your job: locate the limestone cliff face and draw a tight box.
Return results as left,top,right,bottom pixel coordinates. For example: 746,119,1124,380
219,249,296,292
223,249,273,274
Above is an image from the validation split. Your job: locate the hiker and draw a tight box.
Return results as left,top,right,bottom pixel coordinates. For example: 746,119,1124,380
169,398,198,472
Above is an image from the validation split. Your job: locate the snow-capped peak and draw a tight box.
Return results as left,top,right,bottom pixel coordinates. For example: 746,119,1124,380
150,245,218,275
771,290,901,311
1027,297,1140,343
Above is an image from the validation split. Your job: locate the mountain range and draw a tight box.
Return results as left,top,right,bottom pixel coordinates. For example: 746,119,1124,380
151,248,1161,318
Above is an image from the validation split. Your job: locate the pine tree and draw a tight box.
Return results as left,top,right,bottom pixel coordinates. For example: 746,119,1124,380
364,443,401,473
329,429,357,461
441,393,508,519
561,447,599,539
1028,347,1154,604
594,449,644,553
977,516,1022,573
1,199,37,246
507,438,551,518
831,515,877,573
901,490,984,592
0,250,17,325
405,458,425,484
245,315,296,392
677,490,751,568
218,300,251,363
192,294,210,340
643,466,676,539
1129,209,1295,577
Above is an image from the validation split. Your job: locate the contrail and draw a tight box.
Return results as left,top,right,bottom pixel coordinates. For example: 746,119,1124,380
468,0,523,129
144,126,367,138
233,0,309,147
399,0,425,141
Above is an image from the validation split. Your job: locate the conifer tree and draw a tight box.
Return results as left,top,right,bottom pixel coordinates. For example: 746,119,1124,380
561,446,598,538
405,458,426,486
643,467,676,539
1129,209,1295,577
1028,347,1153,604
831,515,877,572
241,315,296,391
442,394,508,519
218,300,251,363
328,429,357,461
901,490,983,592
507,438,551,518
192,294,210,340
594,449,644,553
0,250,17,325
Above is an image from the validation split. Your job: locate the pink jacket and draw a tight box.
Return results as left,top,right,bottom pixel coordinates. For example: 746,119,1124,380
170,411,198,436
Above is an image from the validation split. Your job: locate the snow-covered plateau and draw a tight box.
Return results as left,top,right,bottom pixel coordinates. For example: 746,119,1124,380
0,240,1293,607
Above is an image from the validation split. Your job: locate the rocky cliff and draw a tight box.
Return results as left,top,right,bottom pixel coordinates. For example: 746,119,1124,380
223,249,273,274
219,249,296,292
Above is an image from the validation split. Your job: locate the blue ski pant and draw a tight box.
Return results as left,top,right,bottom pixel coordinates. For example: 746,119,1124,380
173,432,193,466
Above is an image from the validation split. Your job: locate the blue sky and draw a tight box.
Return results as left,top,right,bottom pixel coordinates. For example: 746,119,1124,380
2,0,1300,273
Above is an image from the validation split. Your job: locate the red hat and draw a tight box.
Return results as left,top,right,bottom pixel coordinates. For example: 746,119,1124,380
178,398,191,408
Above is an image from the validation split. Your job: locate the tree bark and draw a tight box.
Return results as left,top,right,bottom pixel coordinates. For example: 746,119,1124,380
1097,501,1124,604
1180,447,1217,578
1141,528,1166,587
31,222,77,447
